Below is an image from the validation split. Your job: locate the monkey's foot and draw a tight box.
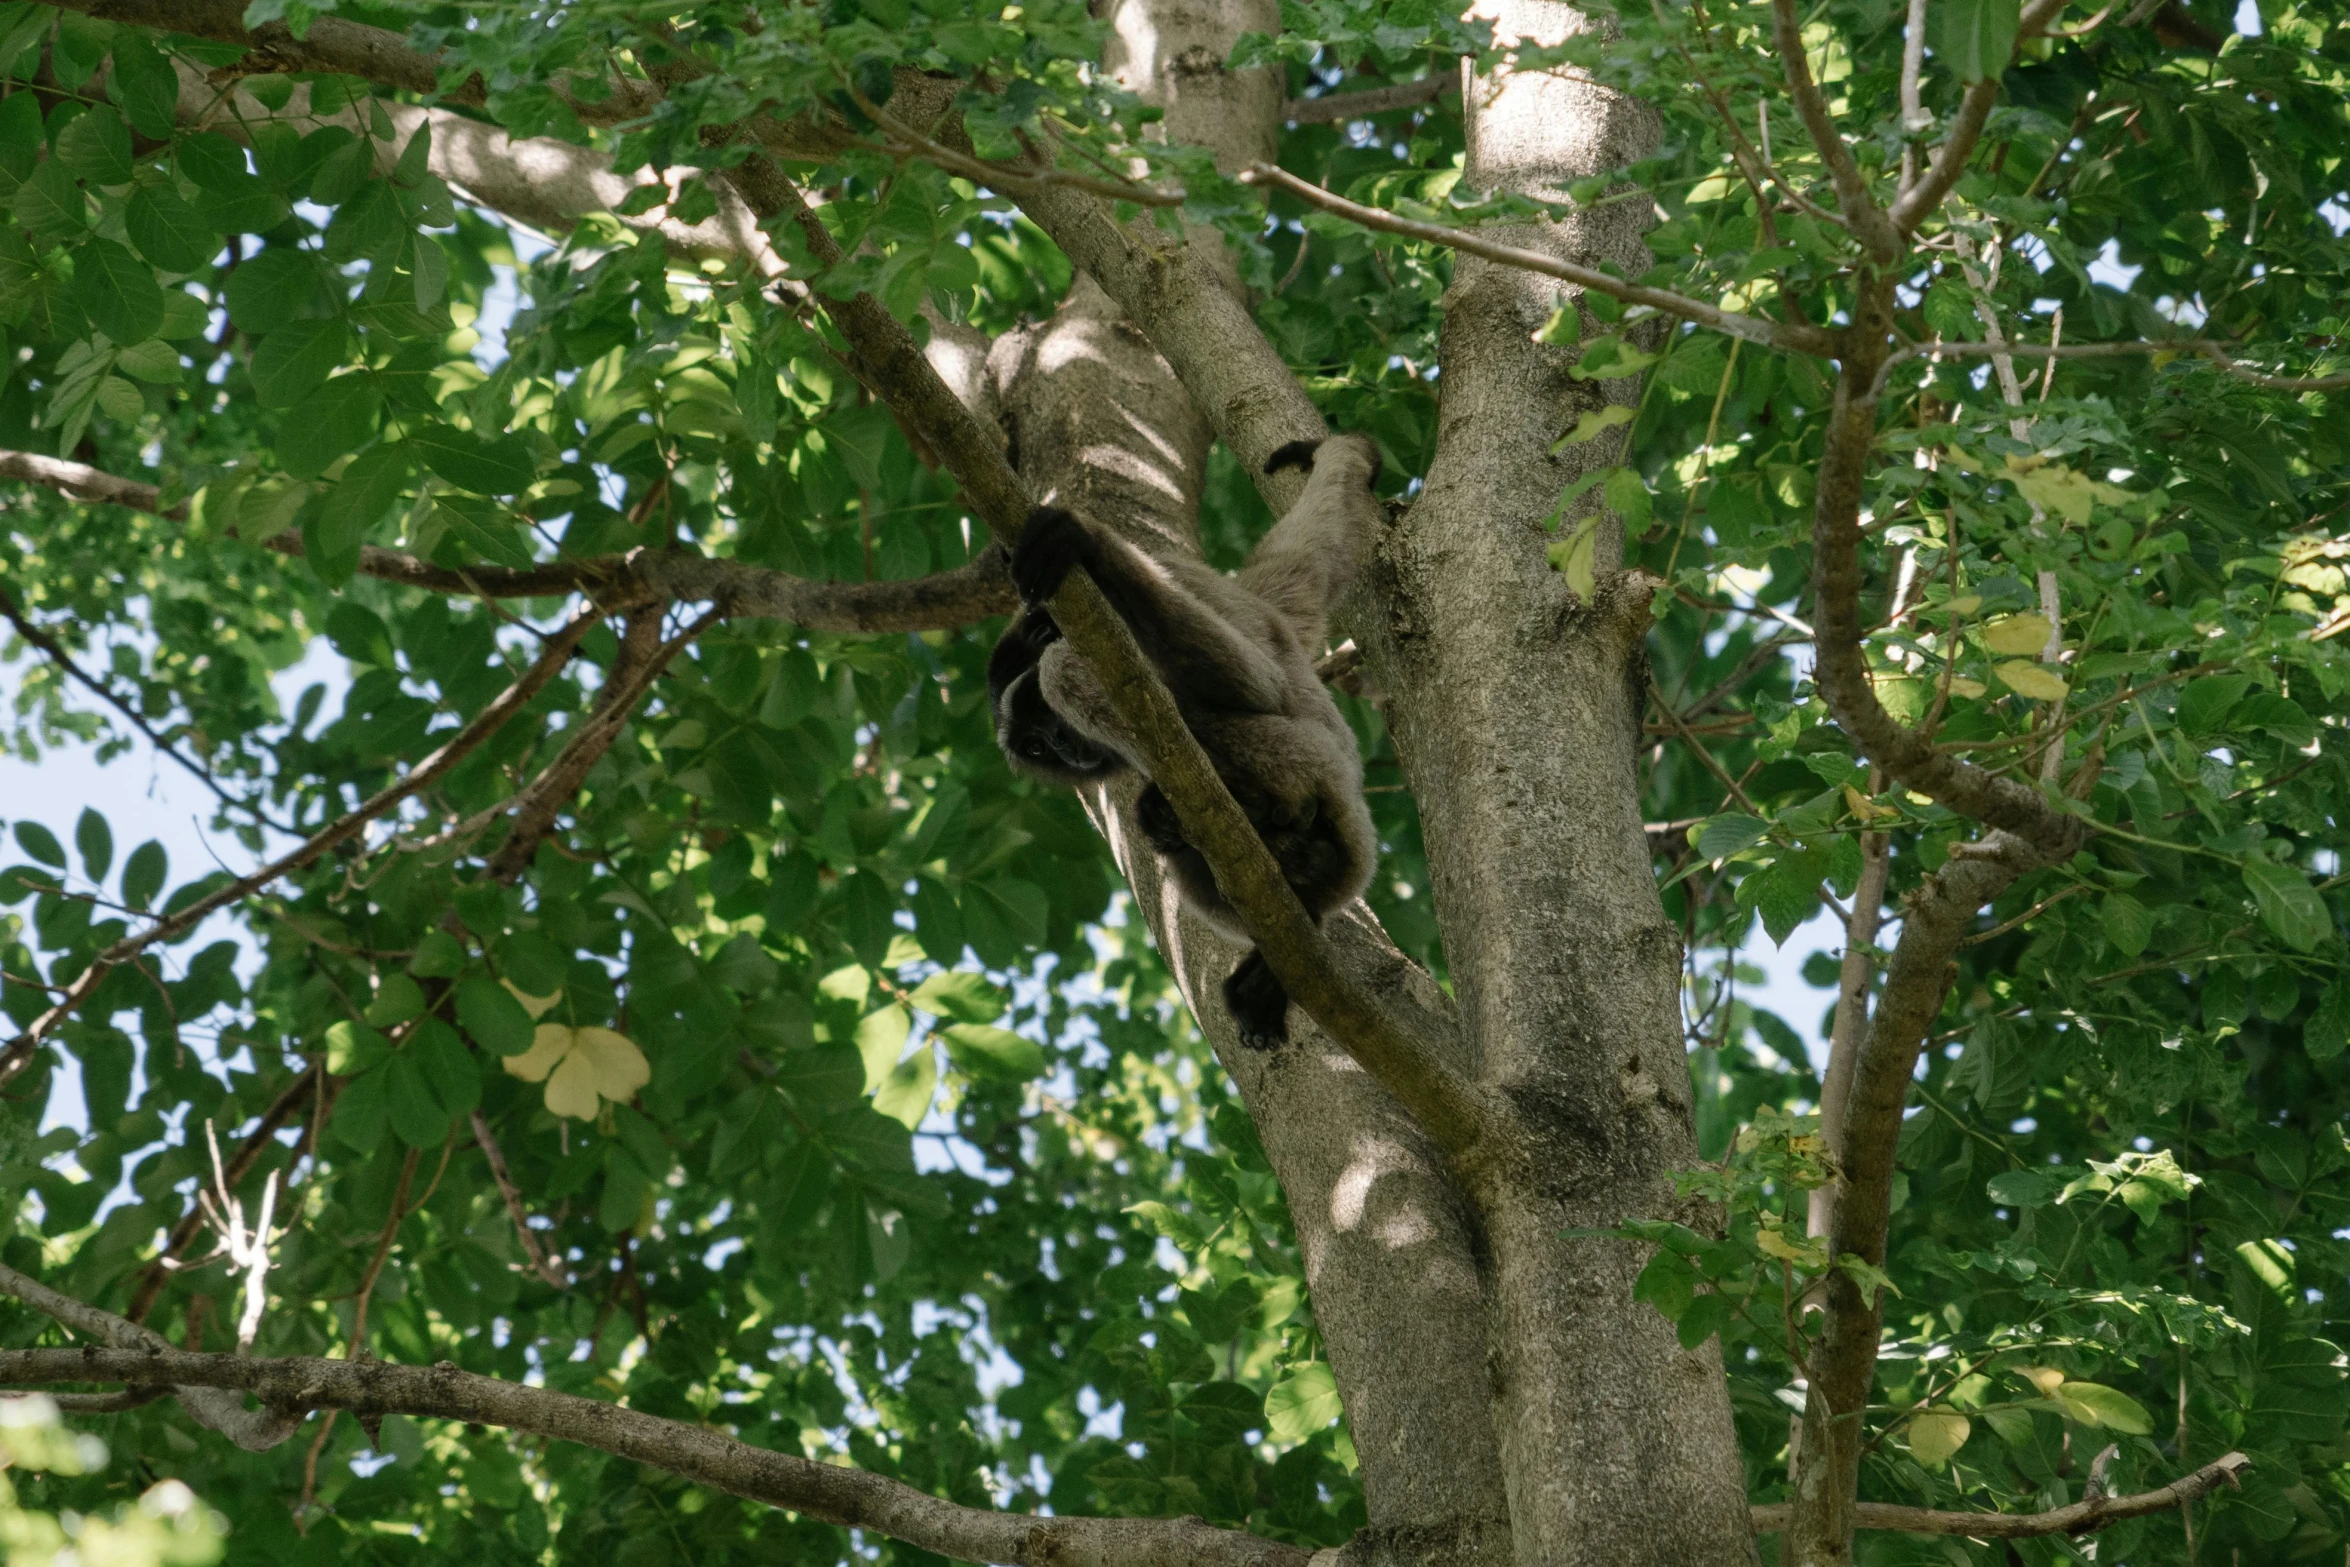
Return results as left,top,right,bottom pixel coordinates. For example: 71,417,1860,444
1224,950,1290,1051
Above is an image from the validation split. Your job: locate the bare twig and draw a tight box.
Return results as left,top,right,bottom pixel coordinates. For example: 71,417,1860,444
0,583,295,834
472,1113,571,1289
1752,1452,2251,1537
0,611,598,1086
1765,0,1900,258
0,447,1016,631
1238,163,1836,356
1889,0,2071,233
1282,73,1458,122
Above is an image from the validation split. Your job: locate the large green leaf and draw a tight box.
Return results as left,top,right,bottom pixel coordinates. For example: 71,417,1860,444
70,237,163,345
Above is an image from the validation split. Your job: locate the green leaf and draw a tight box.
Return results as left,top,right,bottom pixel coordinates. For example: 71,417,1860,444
2176,673,2251,735
1695,814,1770,863
2102,892,2152,958
125,187,221,274
363,972,427,1028
941,1023,1047,1080
413,1017,481,1116
409,931,465,980
13,822,65,869
2308,981,2350,1061
384,1050,453,1149
775,1041,865,1107
223,248,319,334
108,34,183,141
71,237,164,345
2243,857,2329,953
0,91,40,190
454,974,536,1056
12,160,87,244
300,440,408,587
2051,1381,2152,1434
54,106,132,186
277,373,382,480
178,133,254,193
872,1039,938,1128
1985,1169,2057,1208
907,970,1005,1023
1553,404,1635,449
250,317,349,408
1935,0,2020,81
72,809,110,882
410,422,539,495
1264,1364,1342,1443
119,840,166,911
1906,1409,1971,1466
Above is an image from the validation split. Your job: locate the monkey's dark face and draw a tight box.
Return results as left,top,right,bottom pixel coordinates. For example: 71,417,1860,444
996,669,1123,783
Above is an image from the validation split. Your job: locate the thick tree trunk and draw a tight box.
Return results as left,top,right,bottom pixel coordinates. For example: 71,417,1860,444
1356,3,1763,1563
980,7,1516,1561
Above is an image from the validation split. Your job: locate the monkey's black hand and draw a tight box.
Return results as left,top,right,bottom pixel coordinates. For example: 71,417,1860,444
1011,507,1096,605
1134,783,1191,857
1223,950,1291,1051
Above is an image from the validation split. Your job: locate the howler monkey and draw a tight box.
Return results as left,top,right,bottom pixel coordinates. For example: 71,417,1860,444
988,434,1384,1050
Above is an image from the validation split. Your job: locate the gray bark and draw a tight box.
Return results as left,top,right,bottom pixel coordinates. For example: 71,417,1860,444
1360,3,1762,1563
979,9,1515,1556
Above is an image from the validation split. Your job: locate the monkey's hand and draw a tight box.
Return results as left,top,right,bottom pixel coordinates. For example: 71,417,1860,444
1011,507,1097,605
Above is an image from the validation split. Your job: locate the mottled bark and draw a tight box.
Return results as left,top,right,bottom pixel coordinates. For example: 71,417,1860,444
1364,3,1761,1563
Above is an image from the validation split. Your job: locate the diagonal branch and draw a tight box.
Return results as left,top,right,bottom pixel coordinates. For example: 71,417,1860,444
472,1112,571,1289
0,1263,296,1451
1766,0,1901,259
0,581,296,834
1240,163,1837,356
0,611,598,1087
717,160,1497,1157
1888,0,2077,234
1751,1451,2251,1537
0,1337,1307,1567
0,448,1015,632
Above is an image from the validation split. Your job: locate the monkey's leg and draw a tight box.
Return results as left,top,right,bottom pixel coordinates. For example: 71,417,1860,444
1223,949,1291,1050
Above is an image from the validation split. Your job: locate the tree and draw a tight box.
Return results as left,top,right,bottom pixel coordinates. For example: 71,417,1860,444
0,0,2344,1562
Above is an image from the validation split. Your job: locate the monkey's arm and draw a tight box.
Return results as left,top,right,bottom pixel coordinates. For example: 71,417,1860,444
1237,434,1381,643
1016,507,1289,713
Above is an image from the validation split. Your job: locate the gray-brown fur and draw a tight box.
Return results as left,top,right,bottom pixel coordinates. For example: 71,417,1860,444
991,434,1386,1046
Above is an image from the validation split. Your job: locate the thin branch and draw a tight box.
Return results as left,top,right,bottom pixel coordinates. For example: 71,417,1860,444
0,1340,1309,1567
713,159,1498,1156
1889,0,2085,233
1896,0,1930,191
862,102,1185,207
0,612,598,1087
0,583,295,834
472,1113,570,1288
2197,345,2350,392
0,447,1016,633
1283,73,1458,122
1752,1452,2251,1537
479,605,711,880
1766,0,1901,259
0,1263,296,1451
1239,163,1837,356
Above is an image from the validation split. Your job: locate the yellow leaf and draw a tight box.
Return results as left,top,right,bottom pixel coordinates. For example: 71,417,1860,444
1907,1409,1971,1467
1944,676,1987,698
502,979,562,1019
1979,613,2055,655
543,1050,606,1120
1754,1224,1827,1267
2006,455,2131,526
1938,594,1982,619
1554,404,1635,448
2018,1365,2067,1398
1548,517,1599,600
1843,785,1893,822
1995,660,2069,701
571,1026,650,1101
503,1023,573,1084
